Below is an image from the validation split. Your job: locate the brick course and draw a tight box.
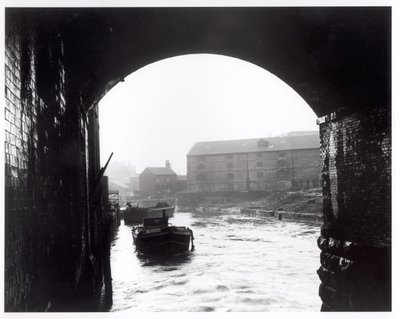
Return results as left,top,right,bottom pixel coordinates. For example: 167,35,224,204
317,107,391,311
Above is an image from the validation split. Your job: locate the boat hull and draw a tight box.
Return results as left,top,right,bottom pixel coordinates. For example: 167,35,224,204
133,227,192,255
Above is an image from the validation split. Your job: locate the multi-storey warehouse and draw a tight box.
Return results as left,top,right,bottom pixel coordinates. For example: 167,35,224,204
187,132,320,192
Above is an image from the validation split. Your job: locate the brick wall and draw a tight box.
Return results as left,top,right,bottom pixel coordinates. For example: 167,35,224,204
5,18,44,311
317,107,391,311
5,13,103,311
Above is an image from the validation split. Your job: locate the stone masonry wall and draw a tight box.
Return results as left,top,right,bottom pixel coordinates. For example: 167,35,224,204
4,13,103,311
317,107,391,311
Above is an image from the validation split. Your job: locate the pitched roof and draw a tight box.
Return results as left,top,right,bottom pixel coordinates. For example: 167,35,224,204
187,132,319,156
141,167,177,176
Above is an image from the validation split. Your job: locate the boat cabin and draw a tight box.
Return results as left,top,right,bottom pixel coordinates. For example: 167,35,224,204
143,217,169,228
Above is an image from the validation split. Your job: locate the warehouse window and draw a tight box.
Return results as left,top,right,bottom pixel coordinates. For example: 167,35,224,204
278,152,286,159
227,173,234,179
277,160,287,168
277,169,287,180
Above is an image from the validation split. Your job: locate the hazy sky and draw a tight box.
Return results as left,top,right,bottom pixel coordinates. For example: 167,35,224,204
99,54,318,175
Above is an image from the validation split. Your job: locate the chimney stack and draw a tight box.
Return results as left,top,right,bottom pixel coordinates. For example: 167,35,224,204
165,160,171,169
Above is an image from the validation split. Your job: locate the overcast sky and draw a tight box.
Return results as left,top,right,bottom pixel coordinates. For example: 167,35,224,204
99,54,318,175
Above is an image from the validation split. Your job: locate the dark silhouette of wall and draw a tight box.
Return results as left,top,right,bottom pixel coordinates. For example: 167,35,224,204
5,12,105,311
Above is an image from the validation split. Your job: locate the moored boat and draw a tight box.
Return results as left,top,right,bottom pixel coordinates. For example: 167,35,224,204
124,199,175,225
132,212,194,256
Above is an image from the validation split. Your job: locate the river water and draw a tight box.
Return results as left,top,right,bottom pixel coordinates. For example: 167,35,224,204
109,210,321,312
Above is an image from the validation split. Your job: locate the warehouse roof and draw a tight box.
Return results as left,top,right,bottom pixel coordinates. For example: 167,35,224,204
141,167,177,176
187,132,319,156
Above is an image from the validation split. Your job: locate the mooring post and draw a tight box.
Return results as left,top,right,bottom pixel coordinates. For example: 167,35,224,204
100,209,114,310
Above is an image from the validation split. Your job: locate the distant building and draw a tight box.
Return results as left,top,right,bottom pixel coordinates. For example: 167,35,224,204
187,132,321,192
139,162,178,196
108,180,131,204
129,175,140,192
176,175,187,193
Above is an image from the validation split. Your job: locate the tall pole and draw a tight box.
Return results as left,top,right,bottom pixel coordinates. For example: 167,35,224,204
246,153,250,191
291,150,295,186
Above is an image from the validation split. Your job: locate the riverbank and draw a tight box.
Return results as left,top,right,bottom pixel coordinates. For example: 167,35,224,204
176,188,323,225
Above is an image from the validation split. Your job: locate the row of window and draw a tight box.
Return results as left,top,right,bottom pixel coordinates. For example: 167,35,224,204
195,160,287,170
156,177,172,183
194,152,287,162
192,178,321,188
196,170,288,181
292,180,321,188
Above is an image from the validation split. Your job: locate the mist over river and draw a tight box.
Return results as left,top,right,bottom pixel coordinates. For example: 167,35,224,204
109,210,321,312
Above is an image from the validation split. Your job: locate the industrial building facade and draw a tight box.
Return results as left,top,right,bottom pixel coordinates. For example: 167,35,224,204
187,132,321,192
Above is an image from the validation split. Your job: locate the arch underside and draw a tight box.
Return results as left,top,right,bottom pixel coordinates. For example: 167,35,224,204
10,7,391,116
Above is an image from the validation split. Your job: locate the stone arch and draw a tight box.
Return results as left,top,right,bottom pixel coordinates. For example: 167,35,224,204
16,7,387,117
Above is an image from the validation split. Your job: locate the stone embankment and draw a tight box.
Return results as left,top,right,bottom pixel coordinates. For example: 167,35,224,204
240,207,322,224
178,188,323,225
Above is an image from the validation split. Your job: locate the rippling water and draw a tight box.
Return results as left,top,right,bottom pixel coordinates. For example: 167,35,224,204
109,210,321,312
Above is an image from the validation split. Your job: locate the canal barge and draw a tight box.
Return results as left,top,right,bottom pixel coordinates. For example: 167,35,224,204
123,199,175,225
132,212,194,255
